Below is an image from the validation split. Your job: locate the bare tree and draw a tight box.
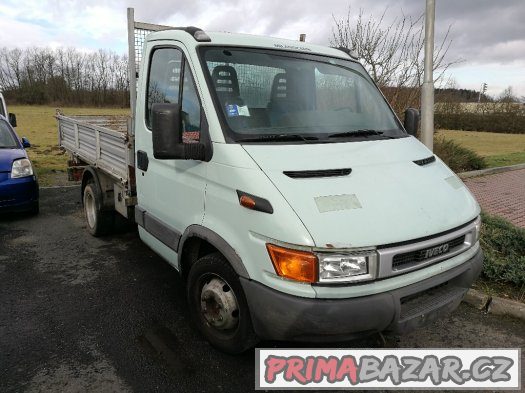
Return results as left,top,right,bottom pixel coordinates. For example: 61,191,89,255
0,46,129,106
331,8,461,114
498,86,518,103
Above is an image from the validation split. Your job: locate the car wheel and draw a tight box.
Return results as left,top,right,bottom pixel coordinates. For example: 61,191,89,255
187,252,258,354
28,201,39,216
83,180,114,236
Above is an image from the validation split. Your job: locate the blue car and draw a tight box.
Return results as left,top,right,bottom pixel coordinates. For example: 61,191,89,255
0,115,39,214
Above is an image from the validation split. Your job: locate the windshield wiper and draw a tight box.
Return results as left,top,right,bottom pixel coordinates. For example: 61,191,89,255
328,129,388,139
237,134,319,143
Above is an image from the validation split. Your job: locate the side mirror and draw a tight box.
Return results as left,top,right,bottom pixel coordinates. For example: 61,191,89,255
8,113,17,128
404,108,420,137
152,103,205,160
21,137,31,148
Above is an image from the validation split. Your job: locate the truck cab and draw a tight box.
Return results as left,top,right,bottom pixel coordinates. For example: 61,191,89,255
59,14,483,354
133,30,482,352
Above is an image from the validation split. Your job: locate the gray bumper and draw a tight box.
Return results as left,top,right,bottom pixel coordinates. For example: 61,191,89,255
241,248,483,342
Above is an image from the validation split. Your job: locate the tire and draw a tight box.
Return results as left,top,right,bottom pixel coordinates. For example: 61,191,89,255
83,179,114,237
28,201,39,216
187,252,258,354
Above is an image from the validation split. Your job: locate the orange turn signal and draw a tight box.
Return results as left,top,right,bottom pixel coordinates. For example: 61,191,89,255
266,244,318,283
239,195,256,209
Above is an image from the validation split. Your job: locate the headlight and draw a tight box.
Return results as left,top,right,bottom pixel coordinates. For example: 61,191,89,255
11,158,34,178
266,243,377,284
318,252,377,283
474,215,481,243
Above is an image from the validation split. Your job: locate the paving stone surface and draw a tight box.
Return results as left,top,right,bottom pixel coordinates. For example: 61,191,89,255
464,169,525,228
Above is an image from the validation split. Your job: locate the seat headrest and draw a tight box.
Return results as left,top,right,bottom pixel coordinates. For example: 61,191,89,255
212,65,240,97
270,73,289,101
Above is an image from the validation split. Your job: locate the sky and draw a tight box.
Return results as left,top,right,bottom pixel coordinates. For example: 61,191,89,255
0,0,524,98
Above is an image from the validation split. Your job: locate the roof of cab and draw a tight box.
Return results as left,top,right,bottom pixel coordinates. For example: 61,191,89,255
146,29,354,60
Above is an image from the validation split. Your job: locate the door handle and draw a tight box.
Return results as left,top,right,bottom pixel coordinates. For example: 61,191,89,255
137,150,149,171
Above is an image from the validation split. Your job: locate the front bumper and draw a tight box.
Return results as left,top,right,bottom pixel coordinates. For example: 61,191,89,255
0,175,39,212
241,248,483,342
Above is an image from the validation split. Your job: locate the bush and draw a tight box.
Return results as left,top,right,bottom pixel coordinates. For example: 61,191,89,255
480,213,525,287
435,112,525,134
433,138,487,172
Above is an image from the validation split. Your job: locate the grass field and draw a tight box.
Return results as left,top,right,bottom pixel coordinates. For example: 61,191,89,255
8,105,525,186
436,129,525,168
10,105,129,186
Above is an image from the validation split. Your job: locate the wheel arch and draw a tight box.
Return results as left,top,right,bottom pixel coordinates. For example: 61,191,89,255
80,166,97,205
80,166,114,210
178,225,250,280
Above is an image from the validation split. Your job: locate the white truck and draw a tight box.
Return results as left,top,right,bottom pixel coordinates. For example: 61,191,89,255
0,91,17,128
57,9,483,353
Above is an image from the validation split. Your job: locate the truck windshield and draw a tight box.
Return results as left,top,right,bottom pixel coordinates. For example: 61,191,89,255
200,47,406,143
0,120,18,148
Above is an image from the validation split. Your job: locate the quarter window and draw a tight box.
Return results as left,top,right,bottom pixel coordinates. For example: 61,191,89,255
181,67,201,143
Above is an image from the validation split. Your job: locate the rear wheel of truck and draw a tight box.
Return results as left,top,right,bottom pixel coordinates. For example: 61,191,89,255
83,179,114,237
187,252,258,354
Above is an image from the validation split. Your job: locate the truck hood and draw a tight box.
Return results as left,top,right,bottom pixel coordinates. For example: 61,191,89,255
0,148,26,172
243,137,480,248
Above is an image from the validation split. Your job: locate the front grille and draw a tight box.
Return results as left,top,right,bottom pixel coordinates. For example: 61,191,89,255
392,235,465,270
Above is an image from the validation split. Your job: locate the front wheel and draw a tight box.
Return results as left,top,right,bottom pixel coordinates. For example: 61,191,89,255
187,253,258,354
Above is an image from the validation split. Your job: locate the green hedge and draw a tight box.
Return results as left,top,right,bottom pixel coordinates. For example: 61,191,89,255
433,138,486,172
480,213,525,287
435,113,525,134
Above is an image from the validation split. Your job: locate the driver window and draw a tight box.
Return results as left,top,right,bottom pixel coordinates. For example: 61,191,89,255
146,47,202,143
146,47,182,129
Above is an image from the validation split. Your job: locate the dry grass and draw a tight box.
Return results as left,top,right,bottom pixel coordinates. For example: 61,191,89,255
10,105,129,186
436,129,525,167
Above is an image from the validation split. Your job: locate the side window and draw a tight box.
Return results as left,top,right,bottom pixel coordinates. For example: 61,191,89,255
146,47,202,143
146,48,182,129
181,68,201,143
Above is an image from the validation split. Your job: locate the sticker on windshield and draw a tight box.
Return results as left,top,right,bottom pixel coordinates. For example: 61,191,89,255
226,104,250,117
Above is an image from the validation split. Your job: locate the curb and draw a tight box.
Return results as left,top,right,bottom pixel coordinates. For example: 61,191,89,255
459,163,525,179
40,184,80,190
489,297,525,321
462,289,525,322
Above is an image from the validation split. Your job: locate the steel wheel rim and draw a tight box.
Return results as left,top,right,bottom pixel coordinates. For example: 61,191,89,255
199,273,240,335
84,191,96,229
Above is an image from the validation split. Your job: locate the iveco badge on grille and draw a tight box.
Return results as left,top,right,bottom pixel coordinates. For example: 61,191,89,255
423,243,450,259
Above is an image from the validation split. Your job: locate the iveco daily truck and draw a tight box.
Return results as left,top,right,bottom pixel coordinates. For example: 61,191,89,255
0,90,17,128
57,8,483,353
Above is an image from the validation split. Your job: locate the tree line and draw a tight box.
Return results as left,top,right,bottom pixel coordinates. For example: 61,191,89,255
0,47,129,107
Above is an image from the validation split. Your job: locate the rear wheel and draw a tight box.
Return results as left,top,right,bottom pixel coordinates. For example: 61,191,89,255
187,252,258,354
83,179,114,236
